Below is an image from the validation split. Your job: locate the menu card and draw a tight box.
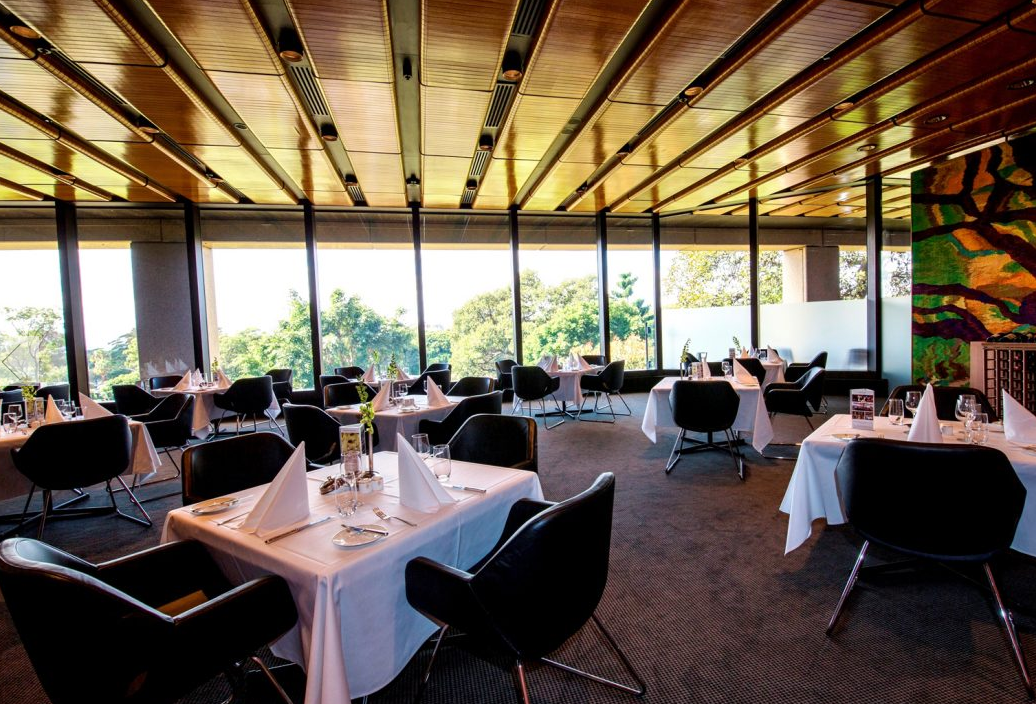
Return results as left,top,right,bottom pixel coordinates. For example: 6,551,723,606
850,388,874,430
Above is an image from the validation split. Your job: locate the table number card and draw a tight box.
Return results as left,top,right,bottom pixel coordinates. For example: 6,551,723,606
850,388,874,430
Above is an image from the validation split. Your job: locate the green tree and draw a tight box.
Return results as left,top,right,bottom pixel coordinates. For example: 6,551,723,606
664,250,783,308
88,331,139,399
1,306,65,384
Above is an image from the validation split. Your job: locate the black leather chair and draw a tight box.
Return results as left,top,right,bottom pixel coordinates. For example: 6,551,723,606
423,362,451,373
880,384,997,421
148,374,183,390
408,369,452,395
112,384,160,417
827,439,1031,696
324,381,378,408
447,414,537,472
11,414,151,537
34,382,69,403
282,403,379,465
512,365,564,429
3,382,38,392
447,376,496,397
404,473,643,703
1,388,24,417
578,360,631,422
0,537,299,704
666,380,744,479
319,374,349,392
133,393,195,474
333,365,365,379
764,366,826,429
418,391,503,445
784,351,828,383
182,431,306,505
495,359,517,395
582,354,607,366
212,376,282,436
266,368,293,407
732,357,767,385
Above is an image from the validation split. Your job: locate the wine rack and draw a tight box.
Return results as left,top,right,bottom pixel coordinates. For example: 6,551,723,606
970,341,1036,417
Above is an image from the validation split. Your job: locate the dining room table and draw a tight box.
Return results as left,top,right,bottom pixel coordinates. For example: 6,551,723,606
325,395,463,451
641,375,775,453
153,384,280,438
780,414,1036,556
162,451,543,704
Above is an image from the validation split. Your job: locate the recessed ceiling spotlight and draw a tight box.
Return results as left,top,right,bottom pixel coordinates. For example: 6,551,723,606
576,183,588,196
277,28,304,62
465,179,478,191
616,143,632,157
501,51,523,81
478,134,494,151
683,85,704,98
857,143,878,152
733,157,749,166
344,174,358,186
9,23,39,39
233,122,247,130
1008,77,1036,90
134,116,160,135
320,125,339,142
205,172,224,184
834,100,854,111
924,113,948,125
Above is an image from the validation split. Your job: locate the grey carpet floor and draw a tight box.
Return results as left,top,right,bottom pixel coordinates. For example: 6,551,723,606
1,393,1034,704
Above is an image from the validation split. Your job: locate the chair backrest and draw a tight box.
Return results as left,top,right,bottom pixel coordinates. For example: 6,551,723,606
0,537,173,704
283,403,343,464
421,392,503,445
707,361,724,376
112,384,160,416
800,366,826,409
582,354,607,366
470,473,615,658
424,362,451,373
669,380,740,433
495,359,517,390
3,382,38,391
882,384,996,420
512,365,553,400
324,381,377,408
142,395,196,450
318,374,348,392
149,374,183,390
448,413,537,472
220,376,275,413
182,432,298,504
447,376,495,396
596,359,626,391
35,383,70,403
809,351,828,368
265,368,293,384
1,388,24,416
733,357,766,385
333,366,365,379
141,392,189,422
409,369,451,395
836,439,1025,560
12,415,132,490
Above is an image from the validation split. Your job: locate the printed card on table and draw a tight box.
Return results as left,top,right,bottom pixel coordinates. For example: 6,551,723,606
850,388,874,430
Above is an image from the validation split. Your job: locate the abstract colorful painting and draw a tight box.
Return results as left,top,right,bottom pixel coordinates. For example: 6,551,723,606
912,133,1036,384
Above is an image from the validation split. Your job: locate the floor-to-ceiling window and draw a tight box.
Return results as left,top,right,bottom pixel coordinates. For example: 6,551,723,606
201,210,313,385
518,214,600,364
77,242,138,399
606,215,655,369
420,213,514,378
317,211,419,376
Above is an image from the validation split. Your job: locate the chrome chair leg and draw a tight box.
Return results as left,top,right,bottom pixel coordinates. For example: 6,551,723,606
110,477,153,527
539,613,646,697
723,428,745,480
613,391,632,415
983,562,1034,697
827,540,870,635
579,390,616,424
665,429,686,473
413,624,449,704
514,660,532,704
248,656,296,704
542,396,564,429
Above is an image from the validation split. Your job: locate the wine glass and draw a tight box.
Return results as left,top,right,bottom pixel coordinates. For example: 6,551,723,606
954,395,976,425
721,361,731,377
904,391,921,419
3,411,17,434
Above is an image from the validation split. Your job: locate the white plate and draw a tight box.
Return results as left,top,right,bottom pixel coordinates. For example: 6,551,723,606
832,433,860,441
332,524,387,547
190,496,239,514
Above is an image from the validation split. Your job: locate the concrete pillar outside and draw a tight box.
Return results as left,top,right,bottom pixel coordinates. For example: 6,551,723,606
131,242,195,380
782,245,840,303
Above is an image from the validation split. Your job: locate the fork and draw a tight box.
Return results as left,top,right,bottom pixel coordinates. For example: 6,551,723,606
372,506,417,527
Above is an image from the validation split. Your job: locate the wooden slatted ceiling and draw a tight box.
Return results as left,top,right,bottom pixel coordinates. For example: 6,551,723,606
421,86,491,157
474,157,538,207
93,141,235,202
422,0,517,91
0,186,37,200
0,110,54,140
0,138,134,186
289,0,393,82
935,0,1025,23
206,72,320,150
267,148,344,195
321,80,400,154
570,164,656,212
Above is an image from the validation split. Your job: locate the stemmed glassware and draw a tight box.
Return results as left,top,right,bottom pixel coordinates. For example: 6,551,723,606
954,395,976,425
721,361,731,377
904,391,921,419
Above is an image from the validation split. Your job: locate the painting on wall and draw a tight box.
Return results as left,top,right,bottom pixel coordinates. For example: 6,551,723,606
911,133,1036,384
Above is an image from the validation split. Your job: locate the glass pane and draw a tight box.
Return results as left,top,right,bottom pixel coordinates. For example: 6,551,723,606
316,211,419,375
606,216,655,370
518,214,599,363
660,215,750,367
0,224,67,389
202,211,313,385
421,213,513,377
79,244,138,399
882,233,913,389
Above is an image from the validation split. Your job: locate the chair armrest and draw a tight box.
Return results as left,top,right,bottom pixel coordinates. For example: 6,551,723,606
784,364,809,382
405,557,480,629
97,540,230,608
764,388,809,415
418,418,443,435
764,381,799,394
548,376,561,393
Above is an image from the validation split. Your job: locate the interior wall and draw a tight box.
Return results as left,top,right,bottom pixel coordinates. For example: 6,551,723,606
911,133,1036,384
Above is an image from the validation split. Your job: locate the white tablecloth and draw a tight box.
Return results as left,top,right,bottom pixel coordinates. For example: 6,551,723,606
780,414,1036,556
162,452,543,703
0,419,162,500
761,360,785,386
154,386,280,438
641,376,774,453
326,396,461,451
550,369,596,406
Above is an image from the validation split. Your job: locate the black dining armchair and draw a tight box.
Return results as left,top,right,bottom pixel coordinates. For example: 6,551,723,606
418,391,503,445
0,537,299,704
423,362,452,373
324,381,378,408
581,354,607,366
511,365,564,429
11,414,151,538
282,402,378,465
333,365,365,379
408,369,452,395
265,368,293,407
447,413,538,472
578,360,630,423
112,384,160,417
148,374,184,390
404,473,643,703
828,438,1031,696
1,388,24,417
880,384,997,421
34,382,69,404
666,380,744,479
2,382,38,392
447,376,496,396
732,357,767,385
133,393,195,473
182,431,309,505
212,375,282,437
784,351,828,383
764,366,825,427
495,359,517,402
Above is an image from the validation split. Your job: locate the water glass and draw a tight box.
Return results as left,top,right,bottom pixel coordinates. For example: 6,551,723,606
394,381,409,404
3,411,16,434
430,444,451,482
411,432,430,458
721,361,731,377
888,398,904,425
904,391,921,418
334,465,360,517
691,362,702,380
968,413,989,445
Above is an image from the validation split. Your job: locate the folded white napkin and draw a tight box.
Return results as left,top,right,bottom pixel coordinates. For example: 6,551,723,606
396,367,411,381
397,434,456,513
426,379,450,408
767,346,783,363
191,368,204,386
79,392,113,419
239,441,310,537
537,354,551,370
567,351,580,369
578,356,593,370
701,359,712,379
547,355,558,373
733,359,757,385
215,368,231,389
362,366,377,383
172,371,192,391
45,397,65,424
370,383,390,411
907,384,942,443
1003,390,1036,445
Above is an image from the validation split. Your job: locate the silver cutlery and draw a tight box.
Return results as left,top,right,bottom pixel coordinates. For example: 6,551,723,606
264,515,333,544
341,524,389,536
372,506,417,527
191,494,252,513
215,510,250,526
448,484,487,494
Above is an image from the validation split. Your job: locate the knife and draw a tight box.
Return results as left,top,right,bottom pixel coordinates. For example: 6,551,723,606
448,484,487,494
341,524,390,536
264,516,333,544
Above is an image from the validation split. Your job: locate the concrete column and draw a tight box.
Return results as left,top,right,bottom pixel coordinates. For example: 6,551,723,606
782,246,840,303
131,242,195,379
